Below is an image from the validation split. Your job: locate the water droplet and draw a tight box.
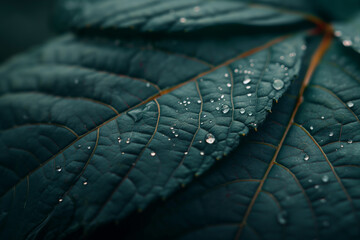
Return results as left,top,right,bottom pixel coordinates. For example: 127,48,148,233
308,179,313,183
343,39,352,46
334,30,342,37
205,133,215,144
87,146,91,150
321,116,325,120
304,154,310,161
118,137,122,143
218,86,223,91
246,86,251,89
200,151,204,156
193,6,200,12
197,99,201,104
329,132,334,137
56,166,62,172
347,101,354,108
146,83,150,87
280,56,285,60
83,181,88,186
227,83,232,87
203,114,207,118
221,105,230,114
121,152,125,155
289,52,296,57
340,144,344,148
247,93,252,97
184,152,188,155
150,152,156,157
77,144,82,148
322,175,329,183
310,126,314,131
240,108,246,114
320,198,327,203
234,68,239,73
314,185,320,189
272,79,284,90
220,94,224,99
277,210,287,225
210,99,214,103
58,198,63,203
179,17,187,23
301,44,307,50
248,112,253,116
243,78,251,84
348,140,353,144
126,138,131,144
224,73,229,78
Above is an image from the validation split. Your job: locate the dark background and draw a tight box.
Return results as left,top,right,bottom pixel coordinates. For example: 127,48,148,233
0,0,56,64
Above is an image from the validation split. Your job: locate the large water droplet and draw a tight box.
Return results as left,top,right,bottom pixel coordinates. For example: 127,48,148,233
221,105,230,114
277,210,287,225
205,133,215,144
240,108,246,114
243,78,251,84
150,152,156,157
322,175,329,183
347,101,354,108
272,79,284,90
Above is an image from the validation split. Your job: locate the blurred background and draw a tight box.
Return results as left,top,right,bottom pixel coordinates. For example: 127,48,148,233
0,0,56,64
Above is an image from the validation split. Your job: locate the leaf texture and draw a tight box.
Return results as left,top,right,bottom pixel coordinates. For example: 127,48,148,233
334,13,360,54
0,30,304,239
135,37,360,240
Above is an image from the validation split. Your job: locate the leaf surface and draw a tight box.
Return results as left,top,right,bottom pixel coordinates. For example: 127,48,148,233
0,30,305,239
136,35,360,240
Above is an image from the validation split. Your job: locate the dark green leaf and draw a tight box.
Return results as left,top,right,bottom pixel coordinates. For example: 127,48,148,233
334,13,360,54
0,31,304,239
137,39,360,240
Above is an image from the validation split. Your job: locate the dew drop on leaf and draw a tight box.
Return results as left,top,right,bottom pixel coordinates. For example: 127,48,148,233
179,17,187,23
343,40,353,46
348,140,353,144
309,126,314,131
277,210,287,225
240,108,246,114
83,181,88,186
272,79,284,90
329,132,334,137
200,152,204,156
347,101,354,108
221,105,230,114
205,133,215,144
243,78,251,84
322,175,329,183
304,154,309,161
227,83,232,87
150,152,156,157
56,166,62,172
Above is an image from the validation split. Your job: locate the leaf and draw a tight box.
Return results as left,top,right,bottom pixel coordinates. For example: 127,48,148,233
334,12,360,54
0,28,305,239
135,35,360,240
55,0,308,33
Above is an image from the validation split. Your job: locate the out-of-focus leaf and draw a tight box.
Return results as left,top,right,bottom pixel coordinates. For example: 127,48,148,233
334,13,360,54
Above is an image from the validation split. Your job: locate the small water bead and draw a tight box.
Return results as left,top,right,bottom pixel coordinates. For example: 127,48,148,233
150,152,156,157
126,138,131,144
343,39,353,47
279,56,285,60
321,116,325,120
234,68,239,73
58,198,63,203
197,99,202,104
304,154,310,161
227,83,232,88
210,99,214,103
77,144,82,148
240,108,246,114
121,152,125,155
83,181,88,186
248,113,253,116
205,133,216,144
56,166,62,172
347,101,354,108
220,95,225,99
218,87,223,91
301,44,307,50
224,73,229,78
308,179,313,183
200,151,204,156
277,210,287,225
146,82,150,87
340,144,344,148
334,30,342,37
289,52,296,57
118,137,122,143
329,132,334,137
179,17,187,23
193,6,200,12
247,93,252,97
348,140,353,144
322,175,329,183
216,106,220,111
221,105,230,114
203,114,207,118
272,79,284,90
184,152,188,155
320,198,327,203
87,146,91,150
243,78,251,84
246,86,251,89
310,126,314,131
314,185,320,189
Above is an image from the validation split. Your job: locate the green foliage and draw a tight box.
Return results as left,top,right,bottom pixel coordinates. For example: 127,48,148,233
1,0,360,239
